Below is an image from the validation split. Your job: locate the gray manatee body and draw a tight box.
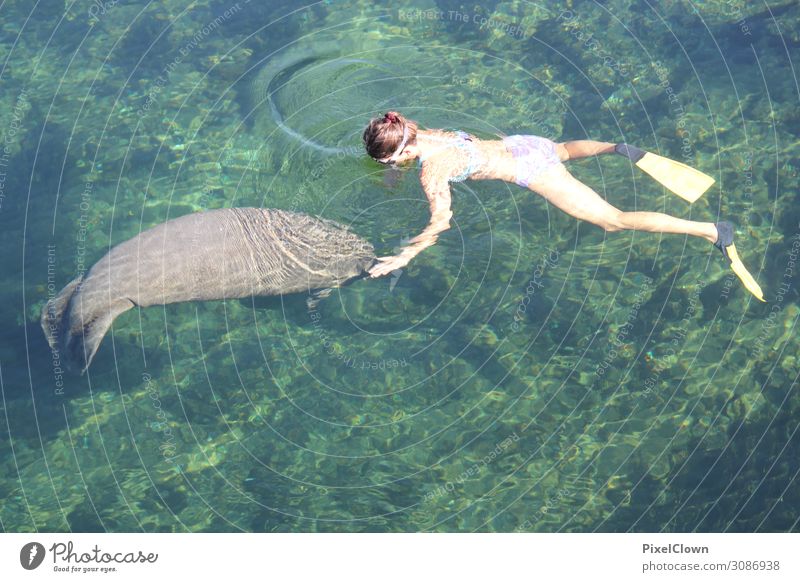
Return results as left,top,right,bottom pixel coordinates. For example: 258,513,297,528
41,208,376,373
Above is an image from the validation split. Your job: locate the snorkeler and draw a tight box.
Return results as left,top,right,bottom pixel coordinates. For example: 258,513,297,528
362,111,764,301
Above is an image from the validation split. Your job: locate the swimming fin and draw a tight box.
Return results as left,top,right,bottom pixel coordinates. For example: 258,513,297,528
615,143,715,203
714,221,766,302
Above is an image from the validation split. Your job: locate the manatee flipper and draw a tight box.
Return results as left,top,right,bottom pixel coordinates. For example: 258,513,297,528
306,288,333,311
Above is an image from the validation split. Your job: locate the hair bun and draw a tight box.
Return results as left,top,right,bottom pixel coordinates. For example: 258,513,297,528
384,111,400,124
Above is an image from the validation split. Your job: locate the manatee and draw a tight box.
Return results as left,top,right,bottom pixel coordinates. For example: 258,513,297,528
41,208,376,373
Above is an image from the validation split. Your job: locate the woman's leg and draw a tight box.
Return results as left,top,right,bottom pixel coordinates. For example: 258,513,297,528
529,165,718,243
556,140,616,161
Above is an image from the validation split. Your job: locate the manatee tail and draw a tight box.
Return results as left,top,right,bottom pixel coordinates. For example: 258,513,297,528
40,275,134,374
41,275,83,353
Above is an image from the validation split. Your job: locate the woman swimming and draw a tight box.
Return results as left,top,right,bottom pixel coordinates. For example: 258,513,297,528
362,111,762,300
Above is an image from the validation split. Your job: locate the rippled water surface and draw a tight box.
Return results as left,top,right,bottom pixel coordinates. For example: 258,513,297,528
1,0,799,532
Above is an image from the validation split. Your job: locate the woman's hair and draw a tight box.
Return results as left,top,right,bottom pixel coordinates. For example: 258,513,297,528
362,111,418,160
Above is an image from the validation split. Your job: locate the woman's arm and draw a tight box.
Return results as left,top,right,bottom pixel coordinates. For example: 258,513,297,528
368,163,453,278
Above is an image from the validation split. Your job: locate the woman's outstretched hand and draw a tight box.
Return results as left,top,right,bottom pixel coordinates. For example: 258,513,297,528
368,254,411,278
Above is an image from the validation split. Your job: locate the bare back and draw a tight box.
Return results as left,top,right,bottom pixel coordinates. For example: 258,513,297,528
416,130,524,185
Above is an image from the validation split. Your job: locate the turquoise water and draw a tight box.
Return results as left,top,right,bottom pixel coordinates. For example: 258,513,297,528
1,0,798,532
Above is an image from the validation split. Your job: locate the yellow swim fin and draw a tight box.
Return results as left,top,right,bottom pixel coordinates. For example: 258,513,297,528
714,221,766,302
615,143,715,203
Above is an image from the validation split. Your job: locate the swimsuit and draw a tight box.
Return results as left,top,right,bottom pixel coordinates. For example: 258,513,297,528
417,131,561,187
503,135,562,187
418,130,483,182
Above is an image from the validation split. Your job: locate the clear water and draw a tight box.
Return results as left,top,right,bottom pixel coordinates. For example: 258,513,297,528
1,0,798,532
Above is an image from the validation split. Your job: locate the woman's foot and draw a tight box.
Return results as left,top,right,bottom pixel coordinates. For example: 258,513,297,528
713,221,735,262
711,220,766,301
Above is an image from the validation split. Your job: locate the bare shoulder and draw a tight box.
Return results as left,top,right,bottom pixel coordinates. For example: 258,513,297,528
419,158,451,191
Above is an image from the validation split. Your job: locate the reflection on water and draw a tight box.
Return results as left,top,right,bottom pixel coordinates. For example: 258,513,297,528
0,0,798,532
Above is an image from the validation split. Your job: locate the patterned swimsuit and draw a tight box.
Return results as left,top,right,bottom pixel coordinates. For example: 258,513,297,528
418,131,561,187
418,130,483,182
502,135,562,187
